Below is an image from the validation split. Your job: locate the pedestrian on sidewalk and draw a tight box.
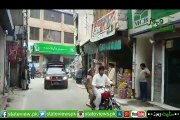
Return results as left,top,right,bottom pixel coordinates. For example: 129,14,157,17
139,63,150,102
25,64,30,89
108,63,116,94
85,69,95,109
75,67,83,84
30,64,36,79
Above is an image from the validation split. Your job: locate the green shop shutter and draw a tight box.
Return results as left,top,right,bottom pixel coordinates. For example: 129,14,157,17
98,39,121,51
106,42,111,50
117,40,121,50
110,41,113,50
115,41,118,50
102,44,105,51
99,44,102,51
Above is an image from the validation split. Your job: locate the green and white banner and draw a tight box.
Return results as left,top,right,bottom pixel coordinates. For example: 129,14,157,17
0,110,148,118
128,9,180,35
30,43,77,55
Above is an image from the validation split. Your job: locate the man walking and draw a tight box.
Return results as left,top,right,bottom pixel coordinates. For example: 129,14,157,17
85,69,95,109
139,63,150,102
75,67,83,84
30,64,36,79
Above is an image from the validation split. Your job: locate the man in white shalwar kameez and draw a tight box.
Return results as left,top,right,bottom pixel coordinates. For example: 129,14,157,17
108,63,116,94
92,66,114,110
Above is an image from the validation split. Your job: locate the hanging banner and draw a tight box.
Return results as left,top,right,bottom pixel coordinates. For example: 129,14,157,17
32,43,77,55
90,10,116,42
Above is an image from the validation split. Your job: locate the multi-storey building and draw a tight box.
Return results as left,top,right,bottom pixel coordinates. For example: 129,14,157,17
28,9,76,73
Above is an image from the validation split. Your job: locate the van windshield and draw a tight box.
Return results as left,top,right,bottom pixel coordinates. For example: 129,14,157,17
46,68,66,75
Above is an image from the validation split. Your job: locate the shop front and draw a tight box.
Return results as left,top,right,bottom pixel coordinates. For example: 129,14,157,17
97,34,133,98
154,28,180,108
165,39,180,108
128,9,180,107
90,10,133,98
81,40,97,76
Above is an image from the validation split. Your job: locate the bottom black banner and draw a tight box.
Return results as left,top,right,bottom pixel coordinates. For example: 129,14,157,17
147,110,180,118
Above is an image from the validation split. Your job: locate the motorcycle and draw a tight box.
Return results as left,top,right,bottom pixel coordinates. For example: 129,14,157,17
86,86,121,110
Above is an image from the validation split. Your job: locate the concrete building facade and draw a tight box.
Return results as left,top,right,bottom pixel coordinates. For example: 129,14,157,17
28,10,76,73
128,9,180,109
74,10,94,46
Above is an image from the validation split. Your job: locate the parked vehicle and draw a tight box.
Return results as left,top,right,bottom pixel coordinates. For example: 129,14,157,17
44,62,69,89
86,86,121,110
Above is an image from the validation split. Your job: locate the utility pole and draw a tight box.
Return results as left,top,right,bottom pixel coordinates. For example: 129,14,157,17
86,12,87,36
26,9,28,64
3,30,8,95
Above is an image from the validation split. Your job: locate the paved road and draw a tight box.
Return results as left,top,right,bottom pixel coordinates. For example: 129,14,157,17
7,78,90,110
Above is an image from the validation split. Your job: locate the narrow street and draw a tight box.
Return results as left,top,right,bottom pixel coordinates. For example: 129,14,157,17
6,78,90,110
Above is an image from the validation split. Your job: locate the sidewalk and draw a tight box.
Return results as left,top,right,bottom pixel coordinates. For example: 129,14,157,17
114,95,180,110
113,95,165,110
0,94,8,110
148,101,180,110
72,77,179,110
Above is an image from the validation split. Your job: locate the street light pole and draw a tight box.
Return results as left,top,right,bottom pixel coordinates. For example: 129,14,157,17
25,10,28,64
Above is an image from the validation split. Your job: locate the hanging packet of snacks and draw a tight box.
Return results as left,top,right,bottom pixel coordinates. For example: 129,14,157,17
8,43,18,63
118,68,133,99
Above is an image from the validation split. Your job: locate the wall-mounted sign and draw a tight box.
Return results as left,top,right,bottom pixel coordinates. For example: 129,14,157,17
32,43,77,55
129,10,180,35
133,9,150,28
91,10,116,42
166,40,173,49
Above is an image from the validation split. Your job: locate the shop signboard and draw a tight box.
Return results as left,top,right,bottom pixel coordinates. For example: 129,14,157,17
128,9,180,35
32,43,77,55
91,10,116,42
133,10,150,28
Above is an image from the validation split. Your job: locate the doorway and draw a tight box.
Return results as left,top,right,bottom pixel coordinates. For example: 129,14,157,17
165,49,180,108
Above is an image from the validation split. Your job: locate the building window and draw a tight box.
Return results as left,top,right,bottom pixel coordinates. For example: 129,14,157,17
43,29,61,43
30,10,40,19
44,10,61,23
64,32,74,44
64,13,74,25
32,56,39,63
30,27,39,40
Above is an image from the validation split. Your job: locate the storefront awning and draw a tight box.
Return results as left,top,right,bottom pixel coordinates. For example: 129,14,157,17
98,39,121,51
32,43,77,55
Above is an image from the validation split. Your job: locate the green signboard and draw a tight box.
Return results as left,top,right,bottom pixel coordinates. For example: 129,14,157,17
128,9,180,35
98,40,121,51
32,43,77,55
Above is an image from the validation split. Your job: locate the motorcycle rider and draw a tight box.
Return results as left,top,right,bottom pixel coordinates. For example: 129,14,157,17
85,69,95,109
92,66,114,110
